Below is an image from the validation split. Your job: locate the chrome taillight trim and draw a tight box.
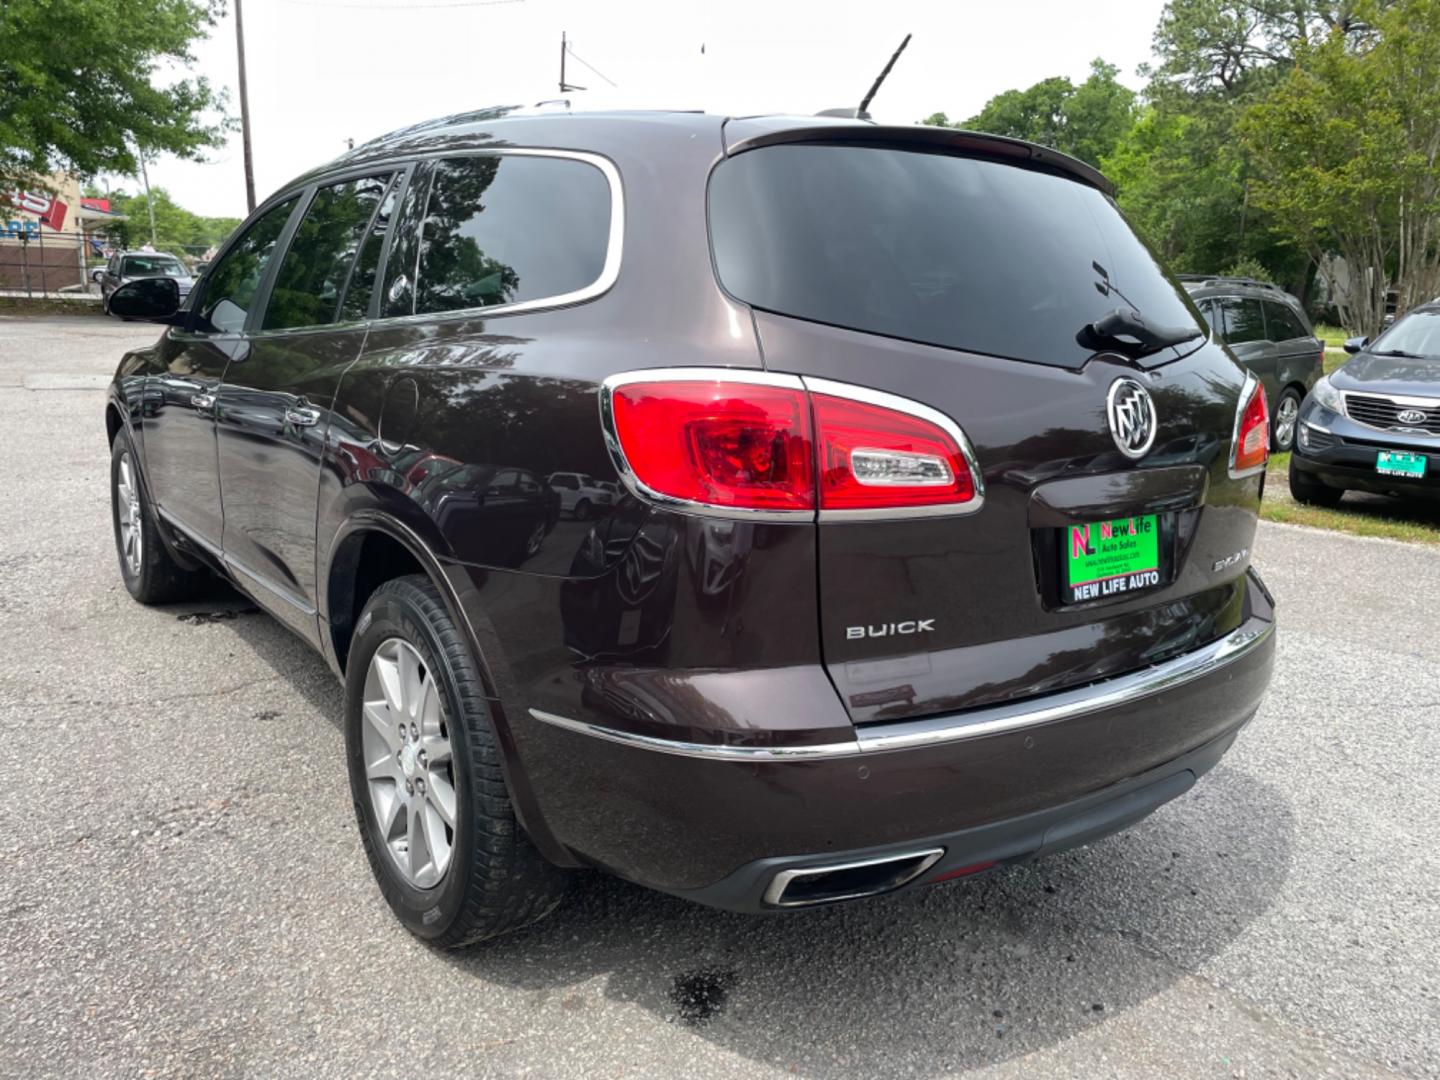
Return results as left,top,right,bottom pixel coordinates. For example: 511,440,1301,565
596,367,986,523
1228,372,1269,479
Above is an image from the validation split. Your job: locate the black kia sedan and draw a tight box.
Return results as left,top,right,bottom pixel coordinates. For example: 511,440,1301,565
103,108,1276,947
1290,303,1440,504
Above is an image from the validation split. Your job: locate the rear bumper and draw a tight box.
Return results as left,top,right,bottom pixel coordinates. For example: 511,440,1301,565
513,570,1275,900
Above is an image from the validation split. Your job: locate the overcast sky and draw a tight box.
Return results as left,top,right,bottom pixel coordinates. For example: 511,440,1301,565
131,0,1168,218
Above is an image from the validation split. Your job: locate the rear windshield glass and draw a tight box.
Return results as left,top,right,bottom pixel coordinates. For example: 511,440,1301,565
708,145,1202,368
122,255,185,277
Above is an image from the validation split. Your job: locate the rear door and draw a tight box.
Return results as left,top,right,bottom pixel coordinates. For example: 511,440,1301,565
214,169,403,640
1262,297,1322,391
142,198,298,546
710,140,1260,725
1216,295,1276,398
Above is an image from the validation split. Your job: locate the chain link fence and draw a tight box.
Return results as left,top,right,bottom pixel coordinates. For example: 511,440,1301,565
0,232,105,299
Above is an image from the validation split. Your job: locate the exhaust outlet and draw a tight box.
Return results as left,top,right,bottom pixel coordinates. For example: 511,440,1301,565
763,848,945,908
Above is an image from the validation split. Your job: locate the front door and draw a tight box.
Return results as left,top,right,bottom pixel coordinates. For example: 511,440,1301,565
214,172,401,641
142,197,298,546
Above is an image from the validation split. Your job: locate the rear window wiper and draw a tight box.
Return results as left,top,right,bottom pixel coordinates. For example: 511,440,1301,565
1077,307,1204,358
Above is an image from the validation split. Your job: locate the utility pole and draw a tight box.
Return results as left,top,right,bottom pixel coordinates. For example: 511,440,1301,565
235,0,257,213
138,149,157,246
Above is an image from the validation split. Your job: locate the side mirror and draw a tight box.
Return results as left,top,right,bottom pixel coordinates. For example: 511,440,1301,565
109,277,182,322
1343,336,1368,354
90,267,105,283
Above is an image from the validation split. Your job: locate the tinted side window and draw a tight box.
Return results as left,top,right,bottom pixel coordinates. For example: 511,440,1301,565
263,174,394,331
339,175,401,322
413,155,610,315
197,197,297,333
1217,297,1266,345
380,170,429,319
1263,300,1308,342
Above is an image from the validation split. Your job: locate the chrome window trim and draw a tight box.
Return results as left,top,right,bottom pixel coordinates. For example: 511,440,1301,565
595,367,986,524
802,375,986,521
367,148,624,328
1228,371,1268,479
526,616,1274,761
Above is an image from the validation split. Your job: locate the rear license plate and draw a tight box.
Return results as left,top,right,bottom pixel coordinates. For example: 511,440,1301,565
1063,514,1161,604
1376,451,1427,478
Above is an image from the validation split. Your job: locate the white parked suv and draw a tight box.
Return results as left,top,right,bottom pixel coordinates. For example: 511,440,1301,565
547,472,614,520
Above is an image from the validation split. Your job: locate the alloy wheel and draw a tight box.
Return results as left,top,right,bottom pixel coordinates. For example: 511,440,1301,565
116,451,143,576
361,638,457,889
1275,395,1300,451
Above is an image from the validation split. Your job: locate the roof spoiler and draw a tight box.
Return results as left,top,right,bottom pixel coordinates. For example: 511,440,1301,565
721,120,1113,196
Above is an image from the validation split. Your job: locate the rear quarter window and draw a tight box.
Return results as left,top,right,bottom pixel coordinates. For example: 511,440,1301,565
708,144,1202,369
411,154,612,316
1263,300,1309,342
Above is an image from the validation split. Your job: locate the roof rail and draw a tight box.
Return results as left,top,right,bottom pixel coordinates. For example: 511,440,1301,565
1177,273,1282,291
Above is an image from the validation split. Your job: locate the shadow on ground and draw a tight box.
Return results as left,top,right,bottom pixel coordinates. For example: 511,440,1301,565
202,580,1294,1078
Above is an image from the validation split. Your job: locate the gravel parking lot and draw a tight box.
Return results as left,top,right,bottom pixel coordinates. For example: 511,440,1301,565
2,315,1437,1079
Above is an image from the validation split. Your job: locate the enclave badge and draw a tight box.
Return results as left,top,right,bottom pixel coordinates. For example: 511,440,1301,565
1107,377,1158,459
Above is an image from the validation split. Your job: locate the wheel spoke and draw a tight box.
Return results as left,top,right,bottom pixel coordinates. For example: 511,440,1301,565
366,748,398,781
422,801,451,877
426,771,457,828
420,731,450,767
407,795,427,880
374,783,403,839
373,651,405,716
362,701,400,753
397,645,423,720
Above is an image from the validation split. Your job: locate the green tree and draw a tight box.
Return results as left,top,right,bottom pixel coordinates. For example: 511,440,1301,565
108,188,240,253
1241,0,1440,334
927,59,1137,169
0,0,229,193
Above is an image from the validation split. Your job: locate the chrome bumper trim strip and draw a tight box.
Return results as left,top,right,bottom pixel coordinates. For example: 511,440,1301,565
527,616,1274,761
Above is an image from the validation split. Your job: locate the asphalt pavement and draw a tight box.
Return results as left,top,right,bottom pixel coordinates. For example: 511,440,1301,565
1,315,1437,1079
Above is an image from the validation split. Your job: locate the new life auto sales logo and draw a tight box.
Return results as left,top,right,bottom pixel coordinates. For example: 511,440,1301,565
1107,377,1158,459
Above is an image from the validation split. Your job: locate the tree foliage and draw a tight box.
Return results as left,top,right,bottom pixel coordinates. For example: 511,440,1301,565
0,0,230,193
1241,0,1440,334
924,60,1138,169
104,187,240,254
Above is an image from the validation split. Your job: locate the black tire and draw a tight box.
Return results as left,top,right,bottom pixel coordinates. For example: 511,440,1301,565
1288,456,1344,508
345,575,567,947
110,431,209,603
572,498,592,521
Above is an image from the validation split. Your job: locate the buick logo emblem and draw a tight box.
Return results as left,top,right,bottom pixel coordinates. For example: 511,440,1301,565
1397,408,1427,425
1107,378,1158,459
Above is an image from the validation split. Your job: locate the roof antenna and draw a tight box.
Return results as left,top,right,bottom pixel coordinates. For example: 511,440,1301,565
857,33,912,119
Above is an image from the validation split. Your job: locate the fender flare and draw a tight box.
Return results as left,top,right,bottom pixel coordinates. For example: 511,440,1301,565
321,509,579,869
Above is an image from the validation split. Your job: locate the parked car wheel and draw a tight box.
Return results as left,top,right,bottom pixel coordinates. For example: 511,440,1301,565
345,575,567,947
572,498,592,521
110,432,209,603
1288,456,1344,508
1272,387,1303,452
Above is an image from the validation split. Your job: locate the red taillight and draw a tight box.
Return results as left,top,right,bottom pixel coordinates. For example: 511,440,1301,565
603,373,983,518
812,393,976,511
608,380,815,512
1231,377,1270,476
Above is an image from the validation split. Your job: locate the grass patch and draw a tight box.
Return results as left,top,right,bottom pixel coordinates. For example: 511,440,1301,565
0,296,105,318
1262,451,1440,546
1314,323,1350,349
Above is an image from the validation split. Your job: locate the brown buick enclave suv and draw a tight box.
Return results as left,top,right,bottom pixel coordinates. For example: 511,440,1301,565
104,107,1275,946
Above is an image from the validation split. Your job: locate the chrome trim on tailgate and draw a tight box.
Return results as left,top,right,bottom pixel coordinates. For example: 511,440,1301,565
527,617,1275,760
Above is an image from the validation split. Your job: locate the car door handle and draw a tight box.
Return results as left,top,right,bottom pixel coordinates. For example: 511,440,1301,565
285,406,322,427
190,393,215,410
